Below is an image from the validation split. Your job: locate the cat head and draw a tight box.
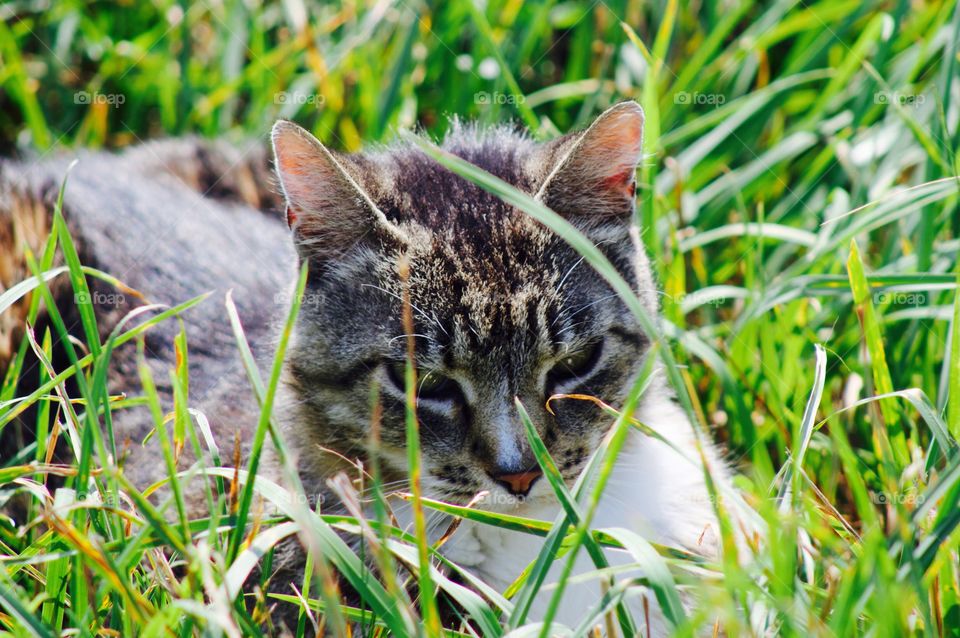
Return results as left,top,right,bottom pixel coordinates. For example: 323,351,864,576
272,102,656,508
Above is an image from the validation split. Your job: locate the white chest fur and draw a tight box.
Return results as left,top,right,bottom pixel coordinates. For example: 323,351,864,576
439,395,733,634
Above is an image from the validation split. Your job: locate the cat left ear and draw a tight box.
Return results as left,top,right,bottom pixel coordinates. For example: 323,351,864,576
536,101,644,223
271,120,406,261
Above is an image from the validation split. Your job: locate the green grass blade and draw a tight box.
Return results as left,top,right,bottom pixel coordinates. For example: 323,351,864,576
227,262,308,563
846,239,909,467
948,265,960,439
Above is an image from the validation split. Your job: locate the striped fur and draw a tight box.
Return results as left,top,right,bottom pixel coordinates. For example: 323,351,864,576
270,104,750,632
273,103,658,506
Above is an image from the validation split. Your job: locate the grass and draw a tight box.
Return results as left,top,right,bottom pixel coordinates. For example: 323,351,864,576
2,0,960,635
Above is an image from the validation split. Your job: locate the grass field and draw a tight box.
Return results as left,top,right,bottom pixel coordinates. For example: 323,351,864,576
2,0,960,636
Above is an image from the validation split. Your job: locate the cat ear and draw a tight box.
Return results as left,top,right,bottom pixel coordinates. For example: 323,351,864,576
271,120,405,260
536,101,644,223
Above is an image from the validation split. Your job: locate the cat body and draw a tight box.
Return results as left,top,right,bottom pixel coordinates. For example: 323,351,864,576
0,139,288,480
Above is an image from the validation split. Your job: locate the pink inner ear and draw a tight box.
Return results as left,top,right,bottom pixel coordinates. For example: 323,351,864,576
618,119,642,149
277,152,324,179
274,139,340,215
273,125,340,211
280,162,306,176
603,170,636,193
581,108,642,196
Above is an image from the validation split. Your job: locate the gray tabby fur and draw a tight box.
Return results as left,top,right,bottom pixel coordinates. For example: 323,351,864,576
0,102,745,633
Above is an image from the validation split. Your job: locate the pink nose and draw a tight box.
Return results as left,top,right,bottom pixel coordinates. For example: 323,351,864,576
492,470,543,496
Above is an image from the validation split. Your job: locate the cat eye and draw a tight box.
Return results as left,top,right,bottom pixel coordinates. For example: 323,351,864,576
386,361,460,401
547,340,603,388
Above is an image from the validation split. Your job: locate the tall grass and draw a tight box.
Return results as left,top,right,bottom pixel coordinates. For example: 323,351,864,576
2,0,960,635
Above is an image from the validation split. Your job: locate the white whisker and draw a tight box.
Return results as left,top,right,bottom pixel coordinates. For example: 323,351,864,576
360,283,449,337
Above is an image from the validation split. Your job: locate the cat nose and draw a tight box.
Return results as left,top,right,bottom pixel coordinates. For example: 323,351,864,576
490,469,543,497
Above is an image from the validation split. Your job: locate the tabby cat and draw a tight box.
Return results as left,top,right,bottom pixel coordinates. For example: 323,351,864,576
270,101,746,632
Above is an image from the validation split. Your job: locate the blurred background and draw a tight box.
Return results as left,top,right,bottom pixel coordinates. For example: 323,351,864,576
2,0,958,509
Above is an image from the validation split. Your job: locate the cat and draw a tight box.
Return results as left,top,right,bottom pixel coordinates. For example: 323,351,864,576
270,101,749,633
0,101,750,635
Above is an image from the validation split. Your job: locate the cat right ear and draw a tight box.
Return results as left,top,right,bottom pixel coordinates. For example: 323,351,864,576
535,101,644,225
271,121,406,260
